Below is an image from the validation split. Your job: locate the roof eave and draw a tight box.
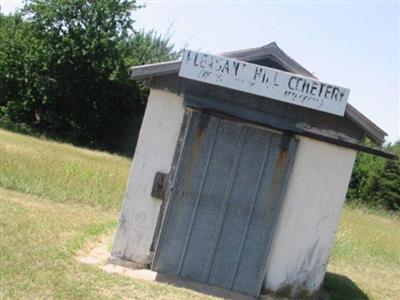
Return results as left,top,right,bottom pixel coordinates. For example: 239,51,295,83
130,60,181,80
345,103,387,144
130,42,316,80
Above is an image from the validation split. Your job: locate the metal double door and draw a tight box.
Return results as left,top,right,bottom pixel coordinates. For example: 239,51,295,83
153,111,297,296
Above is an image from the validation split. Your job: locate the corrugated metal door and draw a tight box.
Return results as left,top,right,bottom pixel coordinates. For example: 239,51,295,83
152,111,297,296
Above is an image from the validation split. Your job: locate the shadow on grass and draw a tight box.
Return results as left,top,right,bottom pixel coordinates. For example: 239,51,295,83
154,272,369,300
322,272,369,300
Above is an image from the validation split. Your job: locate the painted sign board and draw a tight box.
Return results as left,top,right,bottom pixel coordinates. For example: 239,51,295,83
179,50,350,116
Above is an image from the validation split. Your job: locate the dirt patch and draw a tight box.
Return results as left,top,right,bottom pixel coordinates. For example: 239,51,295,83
76,234,112,265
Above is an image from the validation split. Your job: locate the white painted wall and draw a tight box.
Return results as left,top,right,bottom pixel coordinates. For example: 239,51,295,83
264,136,357,297
111,89,185,265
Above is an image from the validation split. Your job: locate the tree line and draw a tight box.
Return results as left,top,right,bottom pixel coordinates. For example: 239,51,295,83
0,0,179,155
0,1,398,211
347,141,399,211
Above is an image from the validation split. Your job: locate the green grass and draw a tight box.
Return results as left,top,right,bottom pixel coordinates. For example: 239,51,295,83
0,188,215,299
0,129,131,209
0,129,399,299
326,206,400,300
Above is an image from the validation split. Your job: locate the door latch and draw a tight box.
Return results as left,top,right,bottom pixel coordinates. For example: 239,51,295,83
151,172,169,200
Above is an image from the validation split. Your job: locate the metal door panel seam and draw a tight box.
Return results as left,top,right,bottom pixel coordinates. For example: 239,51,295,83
177,118,220,275
202,125,248,283
229,133,273,289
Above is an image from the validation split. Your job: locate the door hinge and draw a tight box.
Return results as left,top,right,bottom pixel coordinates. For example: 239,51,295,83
280,133,292,151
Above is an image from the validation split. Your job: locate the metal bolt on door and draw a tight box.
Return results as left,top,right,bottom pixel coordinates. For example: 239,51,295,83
152,111,297,297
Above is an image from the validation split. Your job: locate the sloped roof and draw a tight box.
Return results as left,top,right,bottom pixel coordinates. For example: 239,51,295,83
130,42,387,143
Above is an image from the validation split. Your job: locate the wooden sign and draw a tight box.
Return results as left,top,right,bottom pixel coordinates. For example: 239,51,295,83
179,50,350,116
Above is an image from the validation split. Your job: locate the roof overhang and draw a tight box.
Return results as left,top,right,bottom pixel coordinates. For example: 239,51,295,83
130,42,315,80
130,42,387,144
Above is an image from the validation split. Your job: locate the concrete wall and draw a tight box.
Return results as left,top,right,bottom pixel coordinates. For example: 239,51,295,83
264,136,357,298
111,89,185,265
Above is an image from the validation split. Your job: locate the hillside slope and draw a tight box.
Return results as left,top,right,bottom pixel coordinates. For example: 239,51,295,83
0,129,399,299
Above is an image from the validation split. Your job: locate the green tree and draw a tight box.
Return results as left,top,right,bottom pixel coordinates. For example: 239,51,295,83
0,13,48,132
22,0,140,151
346,139,385,201
361,142,400,211
124,29,180,67
0,1,179,154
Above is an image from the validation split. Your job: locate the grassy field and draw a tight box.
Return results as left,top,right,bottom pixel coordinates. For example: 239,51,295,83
0,129,130,209
326,206,400,300
1,129,399,299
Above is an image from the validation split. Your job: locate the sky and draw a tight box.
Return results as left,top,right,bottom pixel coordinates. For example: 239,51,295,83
1,0,399,142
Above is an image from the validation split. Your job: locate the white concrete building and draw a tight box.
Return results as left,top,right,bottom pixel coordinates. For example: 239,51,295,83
111,43,389,299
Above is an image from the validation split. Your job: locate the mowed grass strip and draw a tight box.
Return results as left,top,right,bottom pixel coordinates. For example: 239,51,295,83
0,188,216,300
0,129,131,209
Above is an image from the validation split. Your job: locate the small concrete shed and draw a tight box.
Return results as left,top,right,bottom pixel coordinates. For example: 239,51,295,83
111,43,390,298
